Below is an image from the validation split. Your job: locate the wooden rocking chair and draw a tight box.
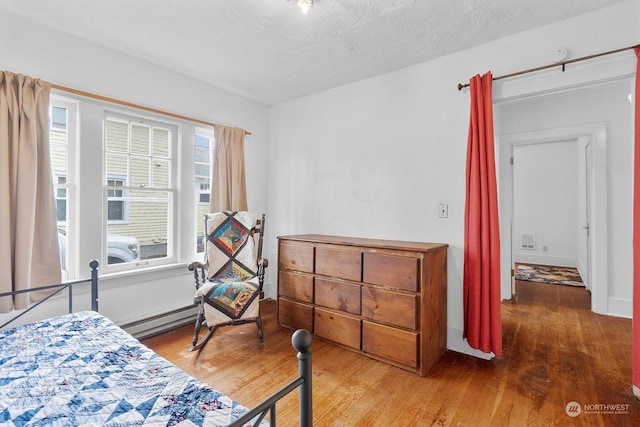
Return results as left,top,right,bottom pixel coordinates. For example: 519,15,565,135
187,211,267,351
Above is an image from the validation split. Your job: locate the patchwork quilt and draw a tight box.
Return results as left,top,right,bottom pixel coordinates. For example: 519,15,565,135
200,212,261,319
205,211,259,281
0,311,264,426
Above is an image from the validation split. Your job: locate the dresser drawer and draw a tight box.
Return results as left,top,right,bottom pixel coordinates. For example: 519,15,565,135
316,246,361,281
363,252,419,292
315,278,361,315
279,241,314,273
279,270,314,303
314,308,361,349
363,321,419,368
361,287,418,330
278,299,313,331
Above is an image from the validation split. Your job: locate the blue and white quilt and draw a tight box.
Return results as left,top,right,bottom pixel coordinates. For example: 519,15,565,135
0,311,262,426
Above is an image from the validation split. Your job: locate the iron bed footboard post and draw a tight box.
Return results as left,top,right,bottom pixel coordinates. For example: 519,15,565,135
90,259,100,311
295,329,312,426
227,329,312,427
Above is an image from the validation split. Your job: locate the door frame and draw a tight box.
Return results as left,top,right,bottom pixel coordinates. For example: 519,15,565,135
497,123,608,314
582,138,593,290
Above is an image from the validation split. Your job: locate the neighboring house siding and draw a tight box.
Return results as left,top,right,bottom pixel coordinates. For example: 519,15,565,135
50,129,67,172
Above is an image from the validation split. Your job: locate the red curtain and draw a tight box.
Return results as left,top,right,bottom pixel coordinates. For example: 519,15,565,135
463,72,502,356
633,48,640,389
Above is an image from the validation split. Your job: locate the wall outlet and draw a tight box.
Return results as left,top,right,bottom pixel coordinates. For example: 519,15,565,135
439,204,448,218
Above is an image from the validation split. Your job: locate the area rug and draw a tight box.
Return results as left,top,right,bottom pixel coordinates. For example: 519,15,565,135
515,264,584,287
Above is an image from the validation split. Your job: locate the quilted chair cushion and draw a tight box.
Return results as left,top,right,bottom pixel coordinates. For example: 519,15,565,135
205,211,259,281
199,277,260,319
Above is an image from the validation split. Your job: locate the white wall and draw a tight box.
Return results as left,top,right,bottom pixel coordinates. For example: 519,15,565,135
0,10,270,327
512,140,579,267
268,1,639,357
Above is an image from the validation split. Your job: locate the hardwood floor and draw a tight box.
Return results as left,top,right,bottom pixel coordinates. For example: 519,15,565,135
143,281,638,426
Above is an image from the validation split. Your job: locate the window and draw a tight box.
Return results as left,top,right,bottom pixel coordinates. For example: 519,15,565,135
107,177,127,223
50,105,69,225
198,182,210,204
104,114,176,268
194,131,213,253
49,98,77,279
49,92,200,276
55,175,67,223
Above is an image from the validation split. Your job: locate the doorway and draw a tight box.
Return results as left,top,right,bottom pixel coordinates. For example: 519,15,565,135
510,137,592,304
497,123,608,314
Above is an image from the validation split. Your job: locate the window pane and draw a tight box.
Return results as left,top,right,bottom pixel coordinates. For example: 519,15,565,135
153,128,169,158
106,153,128,177
105,120,129,152
131,124,150,155
104,114,174,268
50,106,68,224
107,178,126,222
55,178,67,222
195,163,209,177
107,195,169,264
152,159,169,187
108,200,124,221
194,135,210,163
130,156,150,187
194,132,212,254
56,200,67,222
51,106,67,130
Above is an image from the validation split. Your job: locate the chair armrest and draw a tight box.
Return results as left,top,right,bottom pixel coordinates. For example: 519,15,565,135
188,261,207,271
188,260,209,290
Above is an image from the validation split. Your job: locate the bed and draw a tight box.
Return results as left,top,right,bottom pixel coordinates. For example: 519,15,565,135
0,261,312,427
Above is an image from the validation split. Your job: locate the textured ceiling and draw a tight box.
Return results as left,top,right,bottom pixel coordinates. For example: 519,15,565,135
0,0,629,105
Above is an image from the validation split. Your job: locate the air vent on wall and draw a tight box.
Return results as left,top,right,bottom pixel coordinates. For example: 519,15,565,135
521,233,536,250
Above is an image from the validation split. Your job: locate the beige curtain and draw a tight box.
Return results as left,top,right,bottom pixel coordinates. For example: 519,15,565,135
209,124,248,212
0,70,61,313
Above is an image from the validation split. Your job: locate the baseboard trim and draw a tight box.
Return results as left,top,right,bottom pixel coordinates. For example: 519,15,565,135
121,305,198,340
447,327,494,360
607,297,632,319
513,254,578,268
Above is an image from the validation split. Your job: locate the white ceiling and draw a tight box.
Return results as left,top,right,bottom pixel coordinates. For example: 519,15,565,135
1,0,628,105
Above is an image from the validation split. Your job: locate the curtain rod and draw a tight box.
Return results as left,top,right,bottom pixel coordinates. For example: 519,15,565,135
51,83,252,135
457,43,639,91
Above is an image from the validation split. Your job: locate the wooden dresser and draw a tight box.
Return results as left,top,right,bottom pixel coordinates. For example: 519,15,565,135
277,234,448,376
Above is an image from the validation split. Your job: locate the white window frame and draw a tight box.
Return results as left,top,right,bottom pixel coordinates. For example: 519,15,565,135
49,95,79,280
103,111,178,273
194,128,214,254
49,90,208,278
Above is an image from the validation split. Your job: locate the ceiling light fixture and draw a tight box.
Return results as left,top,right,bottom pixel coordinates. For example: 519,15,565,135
297,0,312,15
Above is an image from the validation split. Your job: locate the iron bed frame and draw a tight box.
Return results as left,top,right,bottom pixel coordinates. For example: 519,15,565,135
0,260,312,427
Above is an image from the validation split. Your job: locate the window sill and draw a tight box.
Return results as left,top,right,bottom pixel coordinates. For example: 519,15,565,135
99,262,190,288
